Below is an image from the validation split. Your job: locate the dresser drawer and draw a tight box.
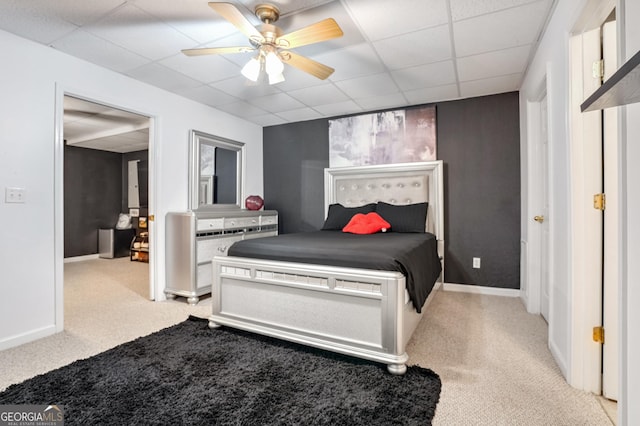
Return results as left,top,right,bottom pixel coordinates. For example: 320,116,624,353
197,218,224,232
260,215,278,226
224,216,259,229
197,234,242,262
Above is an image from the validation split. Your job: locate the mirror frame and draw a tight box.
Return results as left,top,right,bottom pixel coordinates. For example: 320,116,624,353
189,130,245,211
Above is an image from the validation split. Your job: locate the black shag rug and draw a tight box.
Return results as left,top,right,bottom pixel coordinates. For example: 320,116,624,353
0,316,441,425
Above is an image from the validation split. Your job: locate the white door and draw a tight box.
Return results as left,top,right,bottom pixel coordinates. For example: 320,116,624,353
539,95,550,322
602,19,619,401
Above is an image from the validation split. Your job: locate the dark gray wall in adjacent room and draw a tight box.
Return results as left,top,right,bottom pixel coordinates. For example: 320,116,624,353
64,145,122,257
262,92,520,289
64,147,149,258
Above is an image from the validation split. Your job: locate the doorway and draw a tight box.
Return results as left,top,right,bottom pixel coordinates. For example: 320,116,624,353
55,92,156,331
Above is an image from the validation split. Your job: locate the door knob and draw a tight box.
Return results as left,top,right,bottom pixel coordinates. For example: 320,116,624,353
534,215,545,223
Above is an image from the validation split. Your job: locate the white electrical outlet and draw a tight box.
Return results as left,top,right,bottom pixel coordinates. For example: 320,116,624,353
473,257,481,269
5,187,26,203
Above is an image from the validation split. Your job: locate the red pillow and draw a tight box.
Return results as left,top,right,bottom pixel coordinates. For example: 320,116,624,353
342,212,391,235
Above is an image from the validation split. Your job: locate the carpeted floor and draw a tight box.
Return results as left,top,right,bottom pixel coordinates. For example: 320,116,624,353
0,316,441,425
0,257,615,425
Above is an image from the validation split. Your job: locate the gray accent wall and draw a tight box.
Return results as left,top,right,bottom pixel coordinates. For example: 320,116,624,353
263,92,520,289
64,146,148,257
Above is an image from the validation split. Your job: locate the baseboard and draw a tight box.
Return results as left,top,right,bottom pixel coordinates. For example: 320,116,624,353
443,282,520,298
64,254,100,263
0,324,57,351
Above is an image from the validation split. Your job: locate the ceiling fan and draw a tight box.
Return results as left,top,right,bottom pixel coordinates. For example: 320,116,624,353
182,2,343,85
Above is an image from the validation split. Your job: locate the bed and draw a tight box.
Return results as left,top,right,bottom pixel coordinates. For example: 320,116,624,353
208,161,444,374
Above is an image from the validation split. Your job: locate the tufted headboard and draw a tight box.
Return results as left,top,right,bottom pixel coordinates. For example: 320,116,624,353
324,161,444,240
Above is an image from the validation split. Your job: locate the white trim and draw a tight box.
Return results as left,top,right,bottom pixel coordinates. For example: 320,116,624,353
0,325,57,352
442,283,520,298
64,254,100,263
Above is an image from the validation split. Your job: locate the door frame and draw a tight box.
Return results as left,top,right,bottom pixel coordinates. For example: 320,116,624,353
524,79,550,316
53,85,158,330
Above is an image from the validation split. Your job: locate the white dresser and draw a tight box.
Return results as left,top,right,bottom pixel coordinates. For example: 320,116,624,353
165,209,278,304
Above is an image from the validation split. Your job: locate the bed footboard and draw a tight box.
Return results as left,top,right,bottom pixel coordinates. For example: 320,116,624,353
209,255,426,374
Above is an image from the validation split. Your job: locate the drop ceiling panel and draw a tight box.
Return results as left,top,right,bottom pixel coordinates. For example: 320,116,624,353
51,29,149,73
391,61,457,91
0,5,78,44
211,75,283,100
287,84,350,106
84,4,198,61
355,93,408,111
345,0,449,41
215,101,269,118
459,73,522,98
126,63,202,92
314,100,362,116
335,73,400,99
275,107,323,122
453,1,551,57
176,85,239,107
373,25,451,70
248,93,306,113
159,53,240,83
457,45,530,81
450,0,548,21
316,43,386,82
403,84,460,104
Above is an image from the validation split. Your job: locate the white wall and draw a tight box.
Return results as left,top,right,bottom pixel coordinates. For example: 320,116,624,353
0,29,263,350
521,0,640,423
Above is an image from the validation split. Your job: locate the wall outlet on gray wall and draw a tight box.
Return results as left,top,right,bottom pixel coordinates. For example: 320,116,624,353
473,257,481,269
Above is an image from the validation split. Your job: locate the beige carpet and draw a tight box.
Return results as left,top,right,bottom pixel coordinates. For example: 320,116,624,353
0,258,614,425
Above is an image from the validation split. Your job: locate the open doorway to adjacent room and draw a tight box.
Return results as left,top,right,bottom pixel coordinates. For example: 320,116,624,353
62,95,153,303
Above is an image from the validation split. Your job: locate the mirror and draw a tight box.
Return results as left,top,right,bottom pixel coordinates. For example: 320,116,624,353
189,130,244,211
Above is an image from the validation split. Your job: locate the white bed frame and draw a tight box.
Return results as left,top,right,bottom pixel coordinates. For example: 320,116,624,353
209,161,444,374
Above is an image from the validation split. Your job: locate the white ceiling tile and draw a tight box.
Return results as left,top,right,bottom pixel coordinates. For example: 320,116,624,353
133,0,241,43
275,65,329,91
374,25,451,70
126,63,202,93
403,84,460,104
275,1,366,57
457,45,530,81
335,73,399,99
250,113,289,127
177,85,239,107
52,29,150,73
0,5,78,44
450,0,550,21
459,73,522,98
215,101,269,118
84,4,198,61
249,93,306,113
160,53,241,83
287,84,349,106
316,43,386,82
391,61,457,91
314,100,363,116
453,1,551,57
355,93,408,111
275,108,323,122
210,75,283,100
344,0,449,41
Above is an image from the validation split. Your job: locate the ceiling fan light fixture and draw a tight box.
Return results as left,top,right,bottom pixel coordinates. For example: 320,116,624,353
265,51,284,76
241,57,261,82
268,72,285,85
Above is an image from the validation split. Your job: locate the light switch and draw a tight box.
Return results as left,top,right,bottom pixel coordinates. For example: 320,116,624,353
5,187,26,203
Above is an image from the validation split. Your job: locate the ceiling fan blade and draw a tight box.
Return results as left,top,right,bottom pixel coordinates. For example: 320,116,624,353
182,46,255,56
280,51,335,80
209,2,264,43
276,18,343,49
